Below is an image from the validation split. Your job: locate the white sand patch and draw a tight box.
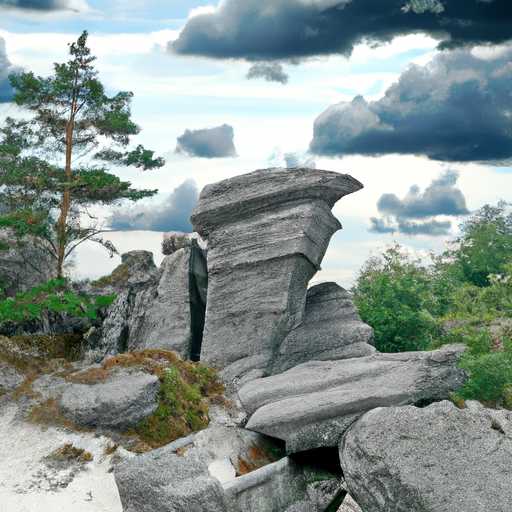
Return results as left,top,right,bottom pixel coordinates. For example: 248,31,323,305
0,403,122,512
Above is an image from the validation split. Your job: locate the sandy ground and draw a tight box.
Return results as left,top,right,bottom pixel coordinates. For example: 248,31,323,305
0,403,123,512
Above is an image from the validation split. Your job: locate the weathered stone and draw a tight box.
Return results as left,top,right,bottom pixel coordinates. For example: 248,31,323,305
89,245,207,363
115,449,228,512
339,400,512,512
338,494,363,512
223,456,342,512
53,369,159,431
268,282,376,375
0,229,54,298
0,308,101,337
239,344,467,453
190,167,363,382
0,364,24,393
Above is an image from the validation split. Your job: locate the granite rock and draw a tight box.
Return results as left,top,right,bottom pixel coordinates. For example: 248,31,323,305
240,344,467,453
339,400,512,512
190,167,363,383
31,368,160,431
89,245,207,363
223,456,342,512
268,282,376,375
115,449,228,512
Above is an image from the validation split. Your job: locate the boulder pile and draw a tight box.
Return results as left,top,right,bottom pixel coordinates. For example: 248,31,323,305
4,166,507,512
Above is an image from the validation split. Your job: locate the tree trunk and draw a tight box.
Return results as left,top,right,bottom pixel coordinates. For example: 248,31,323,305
56,108,75,278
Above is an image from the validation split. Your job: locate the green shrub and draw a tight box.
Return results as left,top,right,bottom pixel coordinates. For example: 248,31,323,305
0,278,116,323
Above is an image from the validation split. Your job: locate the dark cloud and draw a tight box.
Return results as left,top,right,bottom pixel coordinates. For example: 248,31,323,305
369,170,469,236
310,45,512,162
108,179,199,232
0,0,77,11
0,37,19,103
246,63,289,84
170,0,511,62
175,124,237,158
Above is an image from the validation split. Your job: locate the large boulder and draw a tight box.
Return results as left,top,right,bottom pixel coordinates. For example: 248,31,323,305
239,344,467,453
223,456,342,512
339,400,512,512
267,282,376,376
115,449,228,512
190,167,363,383
31,368,159,431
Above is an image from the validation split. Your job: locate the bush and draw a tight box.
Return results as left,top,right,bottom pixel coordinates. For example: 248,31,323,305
0,278,116,323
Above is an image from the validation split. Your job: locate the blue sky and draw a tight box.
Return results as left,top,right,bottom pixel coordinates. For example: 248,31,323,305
0,0,511,286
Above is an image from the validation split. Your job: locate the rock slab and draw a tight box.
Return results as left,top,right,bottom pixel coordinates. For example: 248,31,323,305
339,400,512,512
190,167,363,383
240,344,467,453
268,282,376,375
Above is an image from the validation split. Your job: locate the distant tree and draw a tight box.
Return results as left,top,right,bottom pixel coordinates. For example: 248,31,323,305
0,30,164,278
448,202,512,287
351,243,440,352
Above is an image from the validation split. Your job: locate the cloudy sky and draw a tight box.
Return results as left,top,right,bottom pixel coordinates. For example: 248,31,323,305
0,0,511,286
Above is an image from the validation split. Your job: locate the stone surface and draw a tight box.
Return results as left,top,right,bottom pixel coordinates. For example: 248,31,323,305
32,369,159,431
88,245,207,363
239,344,467,453
115,449,228,512
339,400,512,512
190,167,363,383
338,495,363,512
223,456,342,512
0,364,24,393
268,282,376,375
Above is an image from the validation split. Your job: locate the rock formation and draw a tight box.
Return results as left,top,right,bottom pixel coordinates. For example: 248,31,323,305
239,344,467,453
268,282,376,375
339,400,512,512
87,240,207,363
0,167,478,512
115,422,343,512
190,167,363,383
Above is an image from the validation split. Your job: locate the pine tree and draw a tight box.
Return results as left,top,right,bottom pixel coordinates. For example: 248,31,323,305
0,30,164,277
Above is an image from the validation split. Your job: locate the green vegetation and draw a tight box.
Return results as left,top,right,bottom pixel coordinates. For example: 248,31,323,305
0,30,163,278
0,278,116,323
352,202,512,409
98,350,224,451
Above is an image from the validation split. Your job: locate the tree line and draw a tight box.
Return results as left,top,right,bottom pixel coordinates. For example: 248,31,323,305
352,202,512,408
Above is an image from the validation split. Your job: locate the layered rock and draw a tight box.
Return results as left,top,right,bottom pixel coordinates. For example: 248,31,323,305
339,400,512,512
239,344,467,453
87,243,207,363
190,167,363,382
268,282,376,376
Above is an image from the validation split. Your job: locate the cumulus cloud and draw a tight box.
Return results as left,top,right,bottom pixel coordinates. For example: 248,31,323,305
310,44,512,163
0,37,19,102
175,124,237,159
267,148,316,168
246,63,289,84
169,0,511,62
0,0,83,11
108,179,199,232
369,170,469,236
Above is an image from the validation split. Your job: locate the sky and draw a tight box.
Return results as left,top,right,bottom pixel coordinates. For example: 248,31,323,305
0,0,511,287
